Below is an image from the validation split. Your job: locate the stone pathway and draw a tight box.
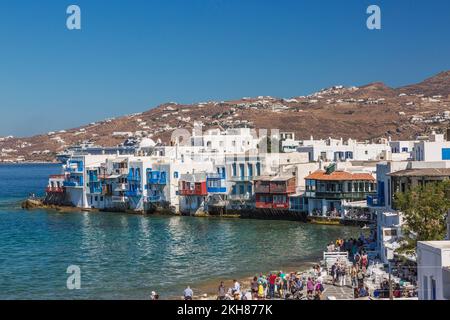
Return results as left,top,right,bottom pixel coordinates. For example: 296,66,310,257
322,276,354,300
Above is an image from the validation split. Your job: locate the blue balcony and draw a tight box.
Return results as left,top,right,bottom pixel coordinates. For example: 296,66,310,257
126,189,142,197
66,160,84,173
64,181,82,187
146,195,161,202
207,186,227,193
88,181,102,194
148,171,167,185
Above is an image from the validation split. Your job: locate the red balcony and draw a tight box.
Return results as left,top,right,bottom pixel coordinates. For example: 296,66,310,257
46,187,64,193
179,181,207,196
254,182,270,193
255,201,274,209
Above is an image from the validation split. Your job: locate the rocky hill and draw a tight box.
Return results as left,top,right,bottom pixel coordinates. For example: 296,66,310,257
1,71,450,163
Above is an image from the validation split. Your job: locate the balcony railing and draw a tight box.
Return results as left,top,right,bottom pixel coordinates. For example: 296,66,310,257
126,189,142,197
63,181,82,188
254,185,270,193
179,189,207,196
228,194,253,201
115,183,127,191
112,196,129,203
230,175,255,182
46,187,64,193
314,191,376,200
146,195,161,202
207,186,227,193
112,168,129,176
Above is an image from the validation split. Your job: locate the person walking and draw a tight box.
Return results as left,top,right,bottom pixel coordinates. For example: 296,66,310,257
339,264,347,287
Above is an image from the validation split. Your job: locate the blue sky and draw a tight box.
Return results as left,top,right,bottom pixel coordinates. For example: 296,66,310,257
0,0,449,137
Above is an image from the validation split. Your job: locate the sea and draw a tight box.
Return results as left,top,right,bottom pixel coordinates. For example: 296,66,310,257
0,163,361,299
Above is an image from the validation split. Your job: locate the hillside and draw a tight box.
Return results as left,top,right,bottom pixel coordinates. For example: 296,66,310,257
1,71,450,162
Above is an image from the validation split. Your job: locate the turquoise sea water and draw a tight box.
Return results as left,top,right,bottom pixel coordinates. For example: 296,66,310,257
0,164,360,300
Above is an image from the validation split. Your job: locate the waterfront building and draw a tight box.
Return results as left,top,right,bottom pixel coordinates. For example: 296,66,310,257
178,172,208,215
304,164,376,218
417,241,450,300
145,159,211,213
254,174,296,210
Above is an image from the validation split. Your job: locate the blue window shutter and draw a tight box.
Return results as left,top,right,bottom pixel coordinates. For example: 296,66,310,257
442,148,450,160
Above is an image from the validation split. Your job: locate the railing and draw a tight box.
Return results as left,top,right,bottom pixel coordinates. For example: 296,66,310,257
228,194,252,201
126,190,142,197
255,202,274,209
323,252,349,268
115,183,127,191
230,176,255,182
273,203,289,209
112,168,128,176
207,173,226,179
46,187,64,193
146,195,161,202
112,196,129,203
254,185,270,193
147,171,167,185
179,189,207,196
63,181,81,187
314,191,376,200
89,186,103,194
207,186,227,193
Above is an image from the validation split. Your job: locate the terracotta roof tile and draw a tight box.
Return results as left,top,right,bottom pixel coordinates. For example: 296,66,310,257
305,170,375,181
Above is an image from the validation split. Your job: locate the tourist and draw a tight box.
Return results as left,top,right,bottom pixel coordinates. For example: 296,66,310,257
184,286,193,300
232,279,241,295
338,264,347,287
217,281,226,300
350,264,358,288
314,279,324,300
330,262,338,286
268,273,277,299
306,277,314,299
251,276,259,299
358,286,369,298
150,291,159,300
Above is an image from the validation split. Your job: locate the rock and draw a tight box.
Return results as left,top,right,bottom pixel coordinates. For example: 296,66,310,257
21,198,43,209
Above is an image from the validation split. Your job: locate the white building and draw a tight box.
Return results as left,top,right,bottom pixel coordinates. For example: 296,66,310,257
413,132,450,161
417,241,450,300
296,137,391,162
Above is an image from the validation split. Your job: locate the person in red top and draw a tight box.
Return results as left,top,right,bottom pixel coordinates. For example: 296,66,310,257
268,273,277,299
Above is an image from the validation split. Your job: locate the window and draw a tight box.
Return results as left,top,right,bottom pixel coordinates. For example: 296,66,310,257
256,162,261,176
232,185,236,195
239,164,245,177
248,164,253,177
232,163,237,176
239,185,245,195
174,171,179,178
442,148,450,160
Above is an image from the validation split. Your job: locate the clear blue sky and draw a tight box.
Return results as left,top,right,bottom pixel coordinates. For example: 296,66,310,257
1,0,449,137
